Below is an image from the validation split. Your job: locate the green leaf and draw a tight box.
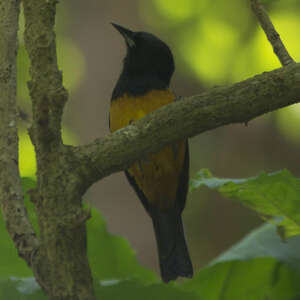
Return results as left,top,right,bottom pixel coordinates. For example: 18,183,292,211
211,223,300,269
87,208,158,283
3,205,300,300
183,258,300,300
0,277,200,300
94,280,200,300
1,177,156,282
181,223,300,300
0,278,46,300
0,178,36,277
190,169,300,238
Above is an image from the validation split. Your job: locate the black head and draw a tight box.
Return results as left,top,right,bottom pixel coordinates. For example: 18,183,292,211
111,23,175,99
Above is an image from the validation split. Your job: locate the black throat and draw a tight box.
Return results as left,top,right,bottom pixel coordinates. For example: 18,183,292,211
111,71,169,101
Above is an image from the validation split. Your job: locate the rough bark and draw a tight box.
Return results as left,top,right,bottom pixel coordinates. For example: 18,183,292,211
0,0,39,270
0,0,299,299
22,0,95,299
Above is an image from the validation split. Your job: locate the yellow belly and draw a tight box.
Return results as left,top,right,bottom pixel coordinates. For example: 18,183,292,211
110,90,186,209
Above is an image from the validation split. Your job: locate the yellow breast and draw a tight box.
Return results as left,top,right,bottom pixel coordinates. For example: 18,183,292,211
110,89,186,209
109,90,174,132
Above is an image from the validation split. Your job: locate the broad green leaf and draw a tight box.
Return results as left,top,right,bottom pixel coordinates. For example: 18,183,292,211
0,277,200,300
211,223,300,269
181,223,300,300
0,278,46,300
190,169,300,238
87,208,158,283
95,279,200,300
182,258,300,300
3,198,300,300
1,177,157,282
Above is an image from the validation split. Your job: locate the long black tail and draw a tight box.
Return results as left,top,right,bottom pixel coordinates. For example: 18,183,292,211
151,209,193,283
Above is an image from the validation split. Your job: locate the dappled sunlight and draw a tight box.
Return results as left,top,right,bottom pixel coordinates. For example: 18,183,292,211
141,0,300,86
254,12,300,72
19,128,78,178
179,18,239,84
19,131,36,178
272,12,300,62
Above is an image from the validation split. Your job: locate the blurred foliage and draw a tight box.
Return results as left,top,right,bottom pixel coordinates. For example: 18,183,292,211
182,223,300,300
1,177,300,299
87,208,157,283
140,0,300,84
140,0,300,145
0,177,157,280
190,169,300,239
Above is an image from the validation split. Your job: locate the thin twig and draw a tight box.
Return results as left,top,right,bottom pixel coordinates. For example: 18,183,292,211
250,0,295,66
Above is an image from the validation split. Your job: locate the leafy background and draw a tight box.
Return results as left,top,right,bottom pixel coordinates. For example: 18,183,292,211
2,0,300,298
2,173,300,299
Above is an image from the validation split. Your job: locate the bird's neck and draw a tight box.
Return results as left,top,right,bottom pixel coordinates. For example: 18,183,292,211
111,70,169,100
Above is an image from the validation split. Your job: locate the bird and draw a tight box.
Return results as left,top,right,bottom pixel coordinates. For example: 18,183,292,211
109,23,193,283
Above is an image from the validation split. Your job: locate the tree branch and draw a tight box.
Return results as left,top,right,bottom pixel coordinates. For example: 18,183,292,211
0,0,39,265
250,0,295,66
74,63,300,186
23,1,96,299
4,0,298,298
23,0,68,152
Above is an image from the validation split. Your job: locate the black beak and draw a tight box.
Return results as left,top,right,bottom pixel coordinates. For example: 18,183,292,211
111,23,135,48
